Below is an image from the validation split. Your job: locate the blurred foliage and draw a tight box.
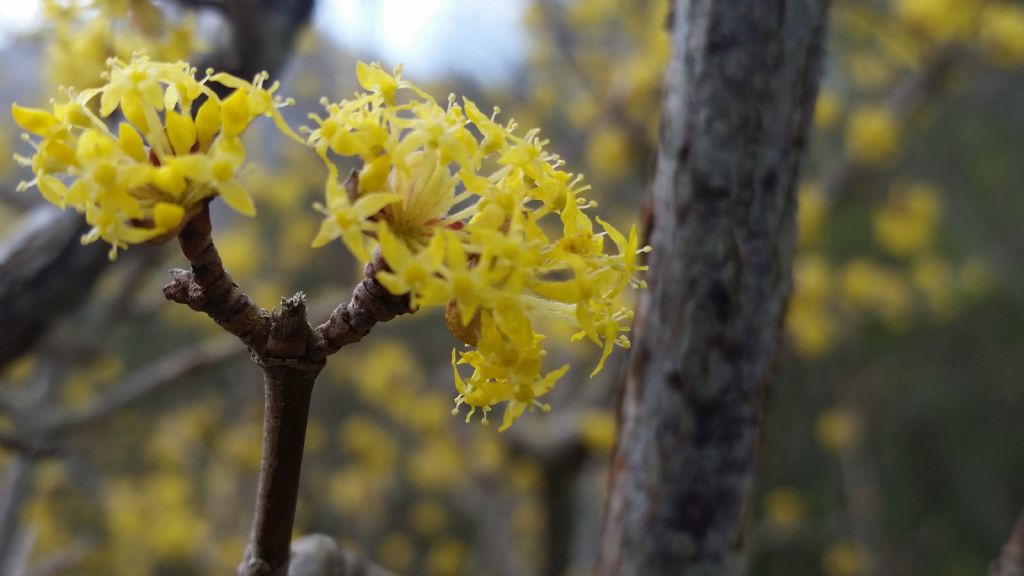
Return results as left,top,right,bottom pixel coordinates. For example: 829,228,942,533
0,0,1023,575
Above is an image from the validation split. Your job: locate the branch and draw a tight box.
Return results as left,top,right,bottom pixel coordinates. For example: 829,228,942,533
0,433,59,459
38,335,245,436
163,203,273,355
0,457,33,573
0,207,110,371
240,295,323,576
161,204,410,575
313,255,412,359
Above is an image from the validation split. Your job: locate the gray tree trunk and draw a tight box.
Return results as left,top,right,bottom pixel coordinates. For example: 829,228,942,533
597,1,830,575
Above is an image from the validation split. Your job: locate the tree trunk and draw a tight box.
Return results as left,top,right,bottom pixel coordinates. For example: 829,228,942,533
597,1,830,575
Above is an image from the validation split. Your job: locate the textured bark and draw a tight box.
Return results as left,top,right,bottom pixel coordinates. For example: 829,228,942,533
0,208,109,370
243,355,321,576
597,1,829,575
313,257,412,359
164,204,273,355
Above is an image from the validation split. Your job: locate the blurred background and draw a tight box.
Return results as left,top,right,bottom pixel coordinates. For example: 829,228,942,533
0,0,1022,574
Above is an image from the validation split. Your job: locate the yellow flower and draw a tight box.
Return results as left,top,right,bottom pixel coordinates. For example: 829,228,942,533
308,63,649,429
43,0,203,92
841,258,912,327
786,254,837,357
12,55,298,258
979,4,1024,66
764,487,806,533
816,407,859,454
797,183,826,247
846,106,899,164
585,124,632,180
895,0,980,43
814,89,842,130
872,182,941,257
911,254,954,319
823,541,864,576
578,409,617,453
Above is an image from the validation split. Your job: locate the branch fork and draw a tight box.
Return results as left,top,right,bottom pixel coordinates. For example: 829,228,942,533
162,202,410,575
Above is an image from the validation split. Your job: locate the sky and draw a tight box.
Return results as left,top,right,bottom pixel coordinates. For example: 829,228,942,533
0,0,527,81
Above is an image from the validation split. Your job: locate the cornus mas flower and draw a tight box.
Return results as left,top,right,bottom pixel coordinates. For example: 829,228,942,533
307,63,649,430
12,55,299,258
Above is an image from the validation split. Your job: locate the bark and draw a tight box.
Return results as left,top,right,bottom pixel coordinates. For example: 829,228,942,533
243,351,322,576
0,457,33,573
0,208,109,370
597,1,829,575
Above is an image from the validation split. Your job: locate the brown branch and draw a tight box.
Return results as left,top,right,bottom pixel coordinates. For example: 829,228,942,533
313,255,411,359
163,203,273,355
240,294,323,576
991,509,1024,576
0,433,59,459
162,202,411,575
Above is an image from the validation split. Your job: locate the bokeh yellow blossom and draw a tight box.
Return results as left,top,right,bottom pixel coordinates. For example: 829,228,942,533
872,182,941,257
763,487,807,533
816,407,859,454
846,106,899,164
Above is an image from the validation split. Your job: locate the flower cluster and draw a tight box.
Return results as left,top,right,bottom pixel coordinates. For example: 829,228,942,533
12,55,298,258
43,0,200,90
307,63,648,429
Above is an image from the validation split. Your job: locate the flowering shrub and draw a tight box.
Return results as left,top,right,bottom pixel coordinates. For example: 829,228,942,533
12,57,648,430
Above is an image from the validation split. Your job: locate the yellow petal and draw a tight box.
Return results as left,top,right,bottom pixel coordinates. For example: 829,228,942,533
121,91,150,133
377,224,413,270
341,226,370,261
165,109,197,155
353,192,402,218
12,104,59,136
195,98,222,147
356,61,398,104
376,270,410,297
38,175,68,206
153,202,185,231
221,89,252,137
218,179,256,216
359,154,392,192
153,165,187,196
451,349,467,394
118,123,147,161
310,218,340,248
